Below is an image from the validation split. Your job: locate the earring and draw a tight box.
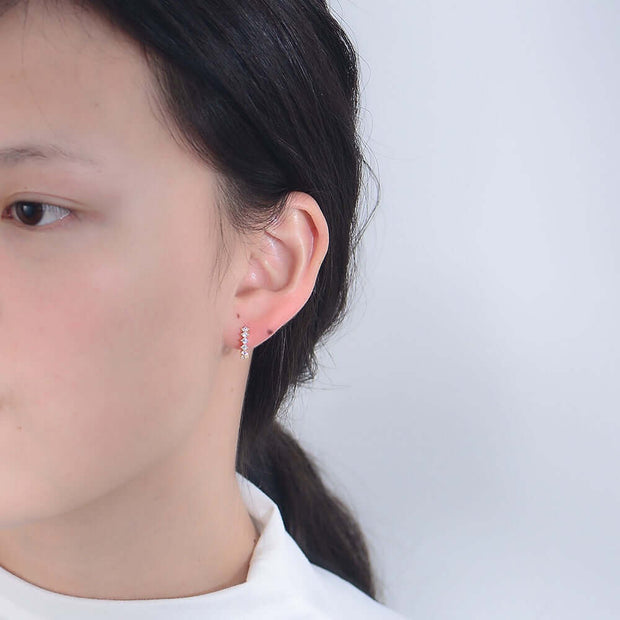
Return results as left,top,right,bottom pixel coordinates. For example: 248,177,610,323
240,326,250,360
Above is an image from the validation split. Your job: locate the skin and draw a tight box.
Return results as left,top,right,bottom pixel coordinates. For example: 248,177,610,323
0,0,329,601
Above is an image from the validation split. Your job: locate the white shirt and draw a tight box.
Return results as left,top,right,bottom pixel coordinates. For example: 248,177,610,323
0,472,409,619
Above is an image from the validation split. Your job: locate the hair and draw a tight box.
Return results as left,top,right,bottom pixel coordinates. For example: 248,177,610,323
4,0,382,602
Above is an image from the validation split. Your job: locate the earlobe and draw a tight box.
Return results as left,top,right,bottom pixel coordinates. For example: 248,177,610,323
229,192,329,352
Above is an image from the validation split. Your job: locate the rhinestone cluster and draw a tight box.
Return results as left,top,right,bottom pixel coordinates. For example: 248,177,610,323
240,326,249,360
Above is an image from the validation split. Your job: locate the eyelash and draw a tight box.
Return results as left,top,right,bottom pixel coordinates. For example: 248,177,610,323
2,200,72,230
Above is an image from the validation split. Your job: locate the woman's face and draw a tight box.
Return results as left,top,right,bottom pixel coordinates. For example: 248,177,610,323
0,2,238,527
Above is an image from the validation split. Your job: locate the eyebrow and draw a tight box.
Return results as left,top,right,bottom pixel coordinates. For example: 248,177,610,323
0,143,101,168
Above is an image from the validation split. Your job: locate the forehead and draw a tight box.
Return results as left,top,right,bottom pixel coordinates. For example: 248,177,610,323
0,0,175,167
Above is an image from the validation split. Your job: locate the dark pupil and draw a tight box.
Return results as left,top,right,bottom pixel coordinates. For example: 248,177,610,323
16,202,44,226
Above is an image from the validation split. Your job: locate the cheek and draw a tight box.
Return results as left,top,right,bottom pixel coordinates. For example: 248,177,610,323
0,239,218,526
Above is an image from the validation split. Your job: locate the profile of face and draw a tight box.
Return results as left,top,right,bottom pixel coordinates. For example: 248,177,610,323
0,0,328,538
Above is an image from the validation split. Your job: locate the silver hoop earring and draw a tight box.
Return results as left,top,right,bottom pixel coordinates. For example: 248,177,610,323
240,326,250,360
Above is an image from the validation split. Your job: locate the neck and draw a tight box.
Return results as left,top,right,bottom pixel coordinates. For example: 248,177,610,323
0,413,259,600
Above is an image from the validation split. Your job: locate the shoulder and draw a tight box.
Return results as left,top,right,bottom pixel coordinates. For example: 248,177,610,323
306,564,410,619
237,474,409,619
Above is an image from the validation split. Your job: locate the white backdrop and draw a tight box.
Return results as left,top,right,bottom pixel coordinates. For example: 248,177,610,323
290,2,620,619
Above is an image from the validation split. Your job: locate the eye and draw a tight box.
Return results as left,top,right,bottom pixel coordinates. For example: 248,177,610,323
2,200,72,229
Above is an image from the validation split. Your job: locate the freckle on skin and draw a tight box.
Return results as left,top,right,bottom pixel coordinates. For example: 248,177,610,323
236,314,240,319
267,330,273,335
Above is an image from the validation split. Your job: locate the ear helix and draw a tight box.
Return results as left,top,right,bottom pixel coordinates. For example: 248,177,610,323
240,325,250,360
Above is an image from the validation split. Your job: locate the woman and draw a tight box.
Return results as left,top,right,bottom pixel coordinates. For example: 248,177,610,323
0,0,407,617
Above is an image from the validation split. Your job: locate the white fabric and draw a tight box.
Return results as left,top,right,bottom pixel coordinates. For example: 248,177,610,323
0,472,408,619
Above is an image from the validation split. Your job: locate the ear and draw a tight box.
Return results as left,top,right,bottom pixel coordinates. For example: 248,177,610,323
225,191,329,354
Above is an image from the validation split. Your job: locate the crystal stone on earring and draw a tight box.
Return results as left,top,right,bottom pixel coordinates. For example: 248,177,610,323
240,326,250,359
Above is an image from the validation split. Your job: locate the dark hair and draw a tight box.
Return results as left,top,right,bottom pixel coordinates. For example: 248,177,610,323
6,0,381,602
